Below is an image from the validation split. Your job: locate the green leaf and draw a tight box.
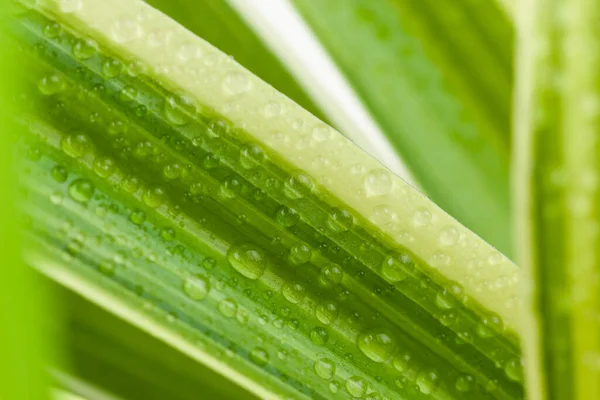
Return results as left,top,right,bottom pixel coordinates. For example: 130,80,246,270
15,0,523,398
291,0,514,256
514,0,600,399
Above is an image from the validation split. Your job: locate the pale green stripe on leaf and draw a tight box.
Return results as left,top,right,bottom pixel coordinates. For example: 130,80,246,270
143,0,327,124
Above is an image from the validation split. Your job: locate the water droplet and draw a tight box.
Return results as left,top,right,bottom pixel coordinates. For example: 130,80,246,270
381,253,411,282
98,260,116,276
203,153,219,170
275,206,299,227
240,145,266,169
227,243,267,280
111,18,143,43
283,171,315,199
164,94,196,126
102,59,122,79
202,257,216,270
58,0,82,12
51,165,68,183
43,22,61,38
327,208,354,232
108,120,125,136
455,374,474,392
143,187,166,208
288,243,312,265
366,393,381,400
320,264,343,285
220,177,243,199
61,134,91,158
416,370,439,395
38,74,65,95
329,381,340,393
358,328,397,363
121,176,140,194
177,42,202,61
413,209,432,226
316,301,339,325
93,157,116,178
314,358,336,379
237,308,249,324
485,379,498,392
364,169,392,196
129,209,146,225
223,71,251,95
119,85,138,102
310,327,329,345
73,39,98,60
162,163,181,181
392,352,413,372
440,226,459,246
250,347,269,366
435,284,463,309
282,282,306,304
312,125,334,142
68,179,94,203
504,358,522,382
263,101,282,117
218,298,237,318
49,191,63,205
159,227,175,241
66,237,84,256
183,276,210,300
476,313,504,338
345,376,367,398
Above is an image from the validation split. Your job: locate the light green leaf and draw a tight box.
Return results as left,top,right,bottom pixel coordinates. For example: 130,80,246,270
513,0,600,399
14,0,523,398
292,0,514,256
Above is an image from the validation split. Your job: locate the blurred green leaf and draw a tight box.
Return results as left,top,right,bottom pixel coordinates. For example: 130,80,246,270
513,0,600,399
0,2,52,399
292,0,514,256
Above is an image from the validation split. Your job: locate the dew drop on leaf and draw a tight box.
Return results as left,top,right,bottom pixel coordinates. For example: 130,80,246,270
316,301,339,325
218,298,237,318
282,282,306,305
455,374,474,393
310,327,329,345
345,376,367,398
381,253,409,282
250,347,269,366
50,165,68,183
183,276,210,301
68,179,94,203
357,328,397,363
275,206,299,227
288,242,312,265
227,243,267,280
314,358,336,379
38,74,65,95
416,369,440,395
364,169,392,196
